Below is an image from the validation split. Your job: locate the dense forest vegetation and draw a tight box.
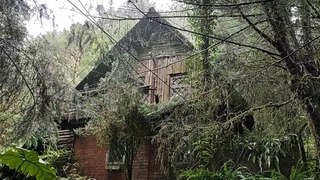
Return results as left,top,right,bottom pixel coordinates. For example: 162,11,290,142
1,0,320,179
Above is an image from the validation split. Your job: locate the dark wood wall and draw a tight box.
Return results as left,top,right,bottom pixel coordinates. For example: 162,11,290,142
135,55,186,103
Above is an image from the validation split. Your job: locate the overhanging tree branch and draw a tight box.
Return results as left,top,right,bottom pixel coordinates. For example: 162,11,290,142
306,0,320,18
225,97,295,125
0,46,35,104
238,7,276,47
272,35,320,66
175,0,274,7
130,1,280,58
92,14,265,21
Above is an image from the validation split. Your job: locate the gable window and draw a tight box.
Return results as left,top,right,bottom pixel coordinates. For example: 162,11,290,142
137,75,146,87
169,73,187,97
139,85,150,102
137,75,151,102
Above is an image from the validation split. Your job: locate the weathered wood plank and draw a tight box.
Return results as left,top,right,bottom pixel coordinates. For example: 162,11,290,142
135,55,186,103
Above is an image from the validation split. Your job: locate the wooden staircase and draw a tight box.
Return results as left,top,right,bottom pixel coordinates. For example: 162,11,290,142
57,129,74,150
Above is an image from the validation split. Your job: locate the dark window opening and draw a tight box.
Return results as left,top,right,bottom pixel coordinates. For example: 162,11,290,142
139,85,150,102
107,144,125,170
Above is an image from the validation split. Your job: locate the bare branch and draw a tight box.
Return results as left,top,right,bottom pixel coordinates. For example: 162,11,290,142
130,1,280,58
175,0,274,7
306,0,320,18
238,7,276,47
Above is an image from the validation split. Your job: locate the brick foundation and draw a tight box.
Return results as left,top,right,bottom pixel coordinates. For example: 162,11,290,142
74,136,164,180
73,135,107,180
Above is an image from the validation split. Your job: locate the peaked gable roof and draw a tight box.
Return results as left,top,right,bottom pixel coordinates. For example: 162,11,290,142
75,7,193,91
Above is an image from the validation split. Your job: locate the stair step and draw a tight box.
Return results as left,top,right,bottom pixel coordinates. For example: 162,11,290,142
57,129,75,150
58,139,74,143
59,129,72,132
58,131,73,135
59,135,74,138
58,144,73,149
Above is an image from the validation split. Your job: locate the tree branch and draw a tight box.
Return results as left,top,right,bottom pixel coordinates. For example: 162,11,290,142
0,46,36,103
272,35,320,65
226,97,295,124
93,14,265,21
175,0,274,7
238,7,276,47
130,1,280,58
306,0,320,18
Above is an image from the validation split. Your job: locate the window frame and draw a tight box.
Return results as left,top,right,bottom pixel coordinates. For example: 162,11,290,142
106,144,126,170
169,73,187,97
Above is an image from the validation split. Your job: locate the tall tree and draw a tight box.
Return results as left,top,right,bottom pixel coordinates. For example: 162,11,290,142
187,0,215,89
180,0,320,163
199,0,214,88
261,0,320,164
0,0,67,146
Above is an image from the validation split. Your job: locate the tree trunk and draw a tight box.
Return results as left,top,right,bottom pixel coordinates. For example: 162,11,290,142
305,100,320,164
263,0,320,163
199,0,212,90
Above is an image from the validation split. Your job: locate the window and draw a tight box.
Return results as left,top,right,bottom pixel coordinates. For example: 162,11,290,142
138,85,150,103
169,73,187,97
137,75,151,102
137,75,146,87
106,144,125,170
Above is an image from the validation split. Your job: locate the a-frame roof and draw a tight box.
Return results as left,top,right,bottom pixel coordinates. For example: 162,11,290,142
75,7,193,91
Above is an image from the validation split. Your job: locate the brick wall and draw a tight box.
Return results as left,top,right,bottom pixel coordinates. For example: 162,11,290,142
132,140,150,180
131,139,164,180
107,171,126,180
73,135,107,180
148,142,164,180
74,136,164,180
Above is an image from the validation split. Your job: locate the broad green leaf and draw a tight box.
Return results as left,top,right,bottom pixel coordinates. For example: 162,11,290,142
0,147,56,180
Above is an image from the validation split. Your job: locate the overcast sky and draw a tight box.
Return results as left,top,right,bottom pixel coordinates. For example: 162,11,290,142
26,0,174,37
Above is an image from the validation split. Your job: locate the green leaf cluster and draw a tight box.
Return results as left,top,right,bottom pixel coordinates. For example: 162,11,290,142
0,147,56,180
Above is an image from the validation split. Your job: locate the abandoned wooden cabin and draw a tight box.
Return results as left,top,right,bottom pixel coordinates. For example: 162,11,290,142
59,7,193,180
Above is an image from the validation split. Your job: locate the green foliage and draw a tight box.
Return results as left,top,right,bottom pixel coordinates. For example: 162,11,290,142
153,99,301,177
178,161,319,180
41,150,71,176
84,78,150,179
179,168,215,180
186,0,216,48
179,162,257,180
1,1,315,179
0,147,56,180
87,79,149,147
0,0,30,144
246,137,290,171
288,161,320,180
153,1,313,177
212,162,255,180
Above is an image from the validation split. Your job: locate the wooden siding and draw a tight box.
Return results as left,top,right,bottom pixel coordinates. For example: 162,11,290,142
135,55,186,103
137,37,191,60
